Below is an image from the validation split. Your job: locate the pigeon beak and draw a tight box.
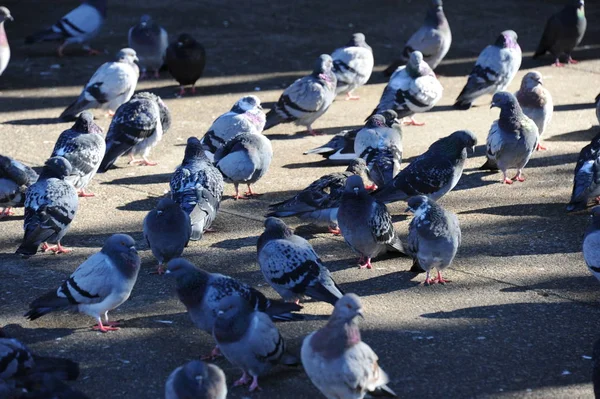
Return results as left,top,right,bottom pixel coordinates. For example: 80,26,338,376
468,145,476,155
140,22,147,27
7,15,13,21
357,309,364,319
165,269,172,275
134,56,139,63
258,104,263,110
129,246,138,254
156,210,163,216
217,310,224,316
353,187,359,195
177,42,183,48
490,102,497,109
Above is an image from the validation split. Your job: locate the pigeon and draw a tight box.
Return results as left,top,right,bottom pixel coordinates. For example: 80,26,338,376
566,132,600,212
583,207,600,283
214,131,273,199
301,293,396,399
25,0,106,56
98,91,171,171
165,360,227,399
0,7,13,76
596,93,600,125
143,197,191,275
24,234,140,332
406,196,461,285
0,154,38,217
264,54,337,135
384,0,451,75
171,137,224,240
331,33,374,100
16,157,78,257
128,15,168,79
59,48,139,121
213,295,299,392
200,95,266,161
267,158,368,234
594,337,600,398
480,92,539,184
166,33,206,96
370,51,442,126
338,175,405,269
533,0,586,66
454,30,522,110
50,111,105,197
257,217,344,305
515,71,553,151
373,130,477,203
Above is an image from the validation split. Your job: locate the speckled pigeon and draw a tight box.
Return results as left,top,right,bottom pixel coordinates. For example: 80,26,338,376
338,175,405,269
166,33,206,96
128,15,168,79
373,130,477,203
171,137,224,240
59,48,139,121
331,33,374,100
24,234,140,332
0,7,13,76
566,132,600,212
98,91,171,171
515,71,553,151
0,154,38,217
583,207,600,283
264,54,337,135
51,111,105,197
165,360,227,399
301,293,396,399
16,157,78,257
454,30,521,110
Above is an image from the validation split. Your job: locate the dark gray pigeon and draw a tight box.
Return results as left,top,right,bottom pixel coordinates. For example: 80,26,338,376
171,137,224,240
331,33,374,100
165,360,227,399
24,234,140,332
583,207,600,283
338,175,405,269
264,54,337,135
373,130,477,204
407,196,461,285
566,132,600,212
214,131,272,199
51,111,105,197
301,293,396,399
213,295,299,392
596,93,600,124
0,154,38,217
257,217,344,305
98,91,171,171
128,15,168,79
144,197,191,274
515,71,553,151
384,0,451,75
59,48,139,121
25,0,106,56
371,51,442,126
16,157,78,257
0,7,13,76
480,92,539,184
533,0,586,66
267,158,368,234
166,33,206,96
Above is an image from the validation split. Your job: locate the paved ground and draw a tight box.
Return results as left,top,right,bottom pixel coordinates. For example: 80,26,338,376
1,0,600,398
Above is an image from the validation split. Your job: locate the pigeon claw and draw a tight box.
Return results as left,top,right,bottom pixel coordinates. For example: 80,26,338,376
552,60,565,67
345,92,360,101
92,321,119,333
358,258,373,269
233,372,252,387
0,207,14,217
42,242,71,254
248,376,262,392
403,117,425,126
365,184,378,192
502,177,514,185
536,143,547,151
201,346,222,361
78,189,95,197
150,264,166,275
327,226,341,235
567,57,579,64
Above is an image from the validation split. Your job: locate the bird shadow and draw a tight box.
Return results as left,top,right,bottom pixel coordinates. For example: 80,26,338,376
282,160,337,169
499,276,598,295
117,197,162,212
526,151,579,168
102,173,172,186
210,235,257,250
453,171,498,191
546,126,599,142
342,270,421,296
3,117,65,126
118,312,190,329
2,324,76,343
554,103,596,112
459,202,565,217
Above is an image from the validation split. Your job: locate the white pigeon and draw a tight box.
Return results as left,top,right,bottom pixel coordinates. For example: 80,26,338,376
0,7,13,76
331,33,374,100
515,71,553,151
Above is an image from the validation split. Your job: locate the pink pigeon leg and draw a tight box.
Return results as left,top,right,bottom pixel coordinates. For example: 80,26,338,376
49,242,72,254
359,257,373,269
306,125,323,136
424,271,434,285
552,58,565,67
178,86,186,96
345,91,360,101
432,270,451,284
502,171,513,185
536,142,547,151
0,207,14,218
140,70,148,80
567,56,579,64
233,371,252,387
191,85,197,94
364,183,378,191
150,263,166,275
248,375,262,392
328,226,341,235
403,116,425,126
232,184,247,200
244,184,259,197
511,170,525,182
78,188,95,197
86,48,103,56
201,346,222,361
153,70,160,79
92,318,119,332
57,43,67,57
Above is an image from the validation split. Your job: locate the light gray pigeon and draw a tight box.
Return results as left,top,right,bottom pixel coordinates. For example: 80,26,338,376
165,360,227,399
267,158,368,234
200,95,266,161
480,92,539,184
51,111,105,197
596,93,600,124
515,71,553,151
338,175,405,269
25,0,106,56
264,54,337,135
257,217,344,305
301,293,396,399
16,157,78,257
24,234,140,332
583,207,600,283
0,7,13,76
566,132,600,212
143,197,191,275
0,154,38,217
373,130,477,203
59,48,139,121
407,196,461,285
171,137,224,240
454,30,521,110
331,33,374,100
533,0,586,66
384,0,451,75
128,15,168,79
99,92,171,171
370,51,442,126
214,131,272,199
213,295,299,392
166,33,206,96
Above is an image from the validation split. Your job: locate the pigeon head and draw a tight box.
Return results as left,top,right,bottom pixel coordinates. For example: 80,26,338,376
214,295,254,343
72,111,102,135
430,130,477,157
139,14,153,27
348,33,368,49
184,137,207,160
166,259,211,306
155,197,180,216
42,156,72,179
86,0,107,17
573,0,584,9
406,195,434,220
425,0,444,25
117,48,139,63
344,175,368,196
407,51,432,78
381,109,400,127
346,158,367,175
176,33,197,48
331,293,364,323
0,7,13,22
520,71,543,90
166,258,200,278
102,234,140,276
313,54,335,84
0,155,11,170
491,92,523,120
365,114,387,129
264,217,293,238
172,361,209,397
495,30,519,49
232,95,263,113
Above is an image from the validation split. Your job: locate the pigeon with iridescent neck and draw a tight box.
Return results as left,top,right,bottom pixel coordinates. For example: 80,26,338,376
566,132,600,213
0,154,38,217
515,71,553,151
583,207,600,283
128,15,168,79
0,7,13,76
165,360,227,399
331,33,374,100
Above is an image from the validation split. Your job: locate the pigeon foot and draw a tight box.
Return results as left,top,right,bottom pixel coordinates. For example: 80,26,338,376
0,207,14,217
358,258,373,269
567,57,579,64
403,117,425,126
201,346,222,361
233,372,252,387
502,177,514,185
536,143,547,151
345,92,360,101
248,376,262,392
92,320,119,332
327,226,341,235
78,189,95,197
